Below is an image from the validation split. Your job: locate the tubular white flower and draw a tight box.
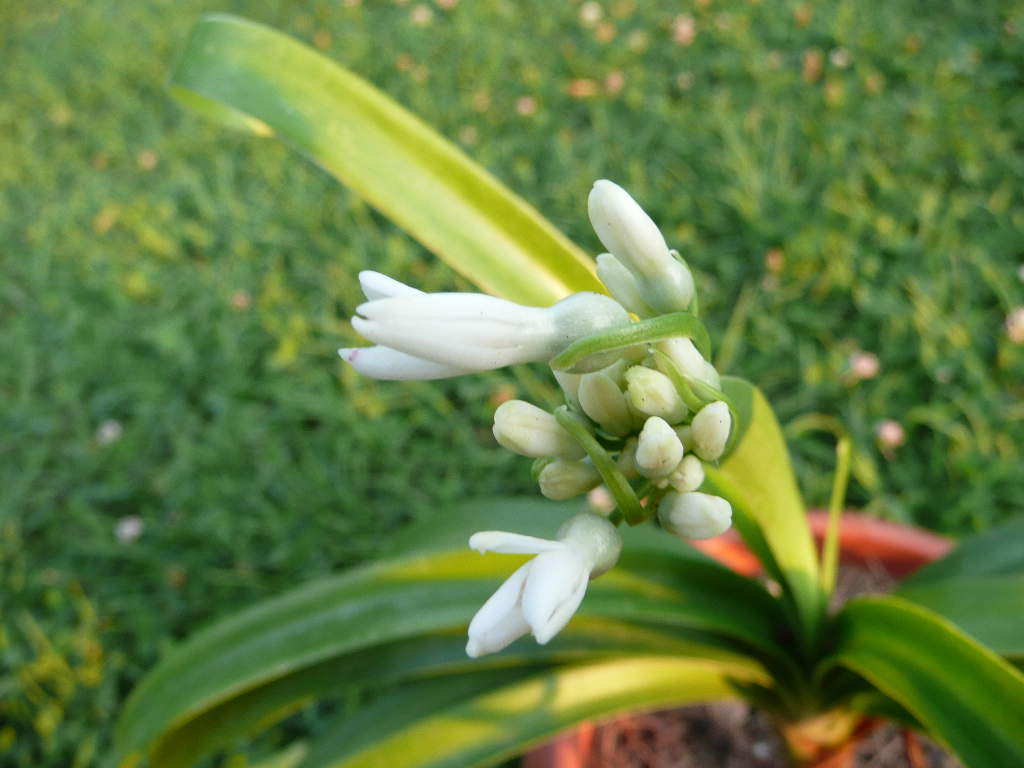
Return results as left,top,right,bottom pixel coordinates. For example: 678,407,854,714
691,400,731,461
351,287,629,373
338,346,473,380
587,180,694,313
625,366,688,423
466,513,621,657
492,400,585,460
658,491,733,540
595,253,655,317
578,370,633,436
538,459,602,500
635,416,685,479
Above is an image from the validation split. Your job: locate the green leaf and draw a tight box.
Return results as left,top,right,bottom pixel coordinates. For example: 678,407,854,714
303,657,748,768
901,515,1024,587
702,377,822,645
549,312,710,372
830,596,1024,768
169,14,601,305
114,499,783,766
147,622,742,768
896,576,1024,659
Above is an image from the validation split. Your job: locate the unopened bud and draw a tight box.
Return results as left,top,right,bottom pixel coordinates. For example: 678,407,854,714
625,366,688,423
553,370,582,410
658,492,732,540
691,400,731,461
636,416,685,479
587,180,694,312
657,337,721,389
578,371,633,436
668,454,705,493
596,253,655,317
493,400,585,459
539,459,602,500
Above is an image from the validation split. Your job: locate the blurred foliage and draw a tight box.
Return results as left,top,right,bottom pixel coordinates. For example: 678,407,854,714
1,0,1023,765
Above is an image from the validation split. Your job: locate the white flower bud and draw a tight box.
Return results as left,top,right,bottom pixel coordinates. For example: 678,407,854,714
625,366,688,424
588,180,672,278
668,454,705,493
539,459,602,500
578,371,632,436
587,180,695,312
658,492,732,540
656,337,720,388
596,253,655,316
552,370,582,410
691,400,731,461
635,416,685,479
493,400,585,459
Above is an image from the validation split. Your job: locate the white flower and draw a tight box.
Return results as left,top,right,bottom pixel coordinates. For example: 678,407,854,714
635,416,684,479
691,400,731,461
658,492,732,540
466,513,621,657
492,400,585,459
344,270,629,376
588,180,694,313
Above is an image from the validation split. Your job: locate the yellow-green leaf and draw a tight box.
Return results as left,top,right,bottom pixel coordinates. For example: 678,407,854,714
169,14,602,305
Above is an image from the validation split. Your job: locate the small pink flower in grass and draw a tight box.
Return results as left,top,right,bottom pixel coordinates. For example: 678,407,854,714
876,420,906,455
1006,308,1024,344
849,351,880,381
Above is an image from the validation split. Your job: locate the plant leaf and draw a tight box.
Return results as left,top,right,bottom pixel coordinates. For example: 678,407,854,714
148,622,745,768
113,499,782,766
303,657,749,768
702,377,822,644
900,515,1024,587
896,576,1024,659
830,596,1024,767
169,14,602,305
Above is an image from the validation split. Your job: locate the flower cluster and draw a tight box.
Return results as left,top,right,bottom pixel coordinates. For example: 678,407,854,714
342,180,735,657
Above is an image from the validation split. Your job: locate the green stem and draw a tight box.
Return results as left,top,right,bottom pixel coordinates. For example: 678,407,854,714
821,436,852,595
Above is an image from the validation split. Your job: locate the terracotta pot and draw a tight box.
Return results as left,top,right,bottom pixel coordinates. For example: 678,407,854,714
692,510,952,579
523,513,953,767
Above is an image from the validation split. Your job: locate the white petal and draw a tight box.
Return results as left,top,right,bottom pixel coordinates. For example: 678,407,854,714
532,571,588,645
469,531,568,555
358,271,423,300
466,562,532,657
338,346,473,380
520,550,588,640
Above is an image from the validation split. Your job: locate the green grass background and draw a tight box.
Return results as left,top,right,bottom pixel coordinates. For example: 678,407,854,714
2,0,1023,764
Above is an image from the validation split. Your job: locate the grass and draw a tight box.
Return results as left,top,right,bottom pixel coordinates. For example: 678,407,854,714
1,0,1022,764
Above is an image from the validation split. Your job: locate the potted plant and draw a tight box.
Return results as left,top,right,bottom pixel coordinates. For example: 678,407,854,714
113,17,1024,768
